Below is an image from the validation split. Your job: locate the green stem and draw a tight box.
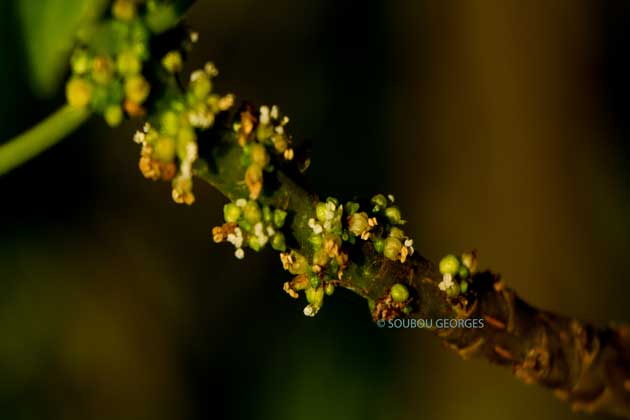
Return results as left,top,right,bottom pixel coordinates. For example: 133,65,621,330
0,105,90,176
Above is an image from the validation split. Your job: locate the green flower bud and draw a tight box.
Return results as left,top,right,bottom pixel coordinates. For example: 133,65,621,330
309,234,323,249
161,111,180,137
116,50,141,77
325,284,335,296
239,220,252,232
326,197,339,206
384,206,402,224
273,209,287,228
66,78,92,108
124,75,150,104
112,0,136,21
70,49,90,75
243,201,262,225
383,237,402,261
306,286,324,307
154,137,176,162
191,73,212,99
439,254,460,275
460,280,469,294
177,128,196,158
262,206,272,223
271,133,288,153
373,238,384,253
256,124,274,141
309,273,320,289
223,203,241,223
250,143,270,167
312,248,330,267
371,194,387,210
248,236,262,252
458,265,469,280
162,50,183,73
389,227,405,239
92,56,114,85
446,282,461,298
289,252,308,275
104,105,123,127
348,212,369,236
345,201,360,215
403,305,413,315
390,283,409,302
271,232,286,251
461,251,478,273
315,202,329,222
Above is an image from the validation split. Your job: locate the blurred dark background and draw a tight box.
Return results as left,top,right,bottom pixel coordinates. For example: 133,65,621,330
1,1,630,419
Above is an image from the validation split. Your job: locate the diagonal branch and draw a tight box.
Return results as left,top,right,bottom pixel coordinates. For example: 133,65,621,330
193,123,630,418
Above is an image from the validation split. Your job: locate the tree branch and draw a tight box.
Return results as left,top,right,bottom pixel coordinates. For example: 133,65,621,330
193,124,630,418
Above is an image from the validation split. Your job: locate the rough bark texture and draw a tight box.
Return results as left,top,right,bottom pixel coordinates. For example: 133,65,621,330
194,124,630,418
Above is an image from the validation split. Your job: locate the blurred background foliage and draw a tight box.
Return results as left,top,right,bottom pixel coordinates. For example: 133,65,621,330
1,0,630,419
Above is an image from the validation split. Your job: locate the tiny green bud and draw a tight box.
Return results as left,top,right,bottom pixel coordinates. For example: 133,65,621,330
345,201,360,215
458,265,469,280
70,49,90,75
161,111,180,137
373,238,384,253
315,202,329,222
389,227,405,239
439,254,460,275
326,197,339,206
390,283,409,302
124,75,150,104
191,73,212,99
383,237,402,261
154,137,176,162
162,50,183,73
309,273,320,289
312,248,330,267
262,206,272,223
446,282,461,298
116,50,141,77
305,286,324,308
112,0,136,21
250,143,269,167
273,209,287,228
243,201,262,225
461,251,478,273
384,206,402,224
403,305,413,315
309,234,323,249
104,105,123,127
348,212,369,236
66,78,92,107
371,194,387,210
325,284,335,296
289,252,308,275
177,128,196,157
239,220,252,232
271,232,286,251
92,56,114,85
248,236,262,252
460,280,469,294
223,203,241,223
